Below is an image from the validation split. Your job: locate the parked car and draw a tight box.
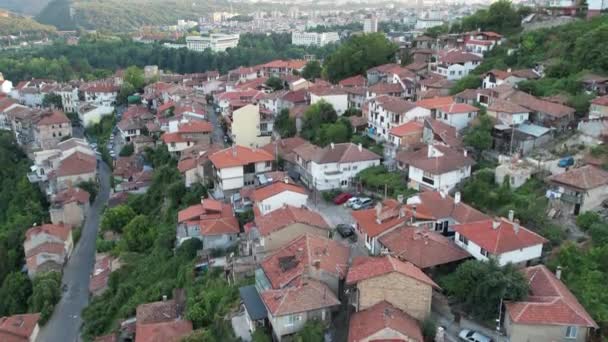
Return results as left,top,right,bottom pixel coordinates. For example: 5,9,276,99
346,197,361,208
352,198,373,210
558,156,574,168
335,224,354,238
333,192,353,205
458,329,493,342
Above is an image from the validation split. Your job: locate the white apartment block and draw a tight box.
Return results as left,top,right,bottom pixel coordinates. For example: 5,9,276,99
291,32,340,47
186,33,240,52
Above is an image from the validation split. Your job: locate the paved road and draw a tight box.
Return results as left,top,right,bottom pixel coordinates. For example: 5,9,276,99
37,161,111,342
206,104,225,146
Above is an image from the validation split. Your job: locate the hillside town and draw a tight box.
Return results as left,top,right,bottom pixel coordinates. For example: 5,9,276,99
1,1,608,342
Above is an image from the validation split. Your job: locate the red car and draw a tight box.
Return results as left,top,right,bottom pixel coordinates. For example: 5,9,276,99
333,192,353,205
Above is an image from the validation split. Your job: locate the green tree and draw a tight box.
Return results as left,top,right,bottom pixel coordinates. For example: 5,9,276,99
252,329,272,342
450,75,482,95
458,0,523,35
315,119,352,146
301,100,338,141
323,33,398,82
117,82,136,105
100,205,136,233
463,115,493,152
265,76,284,91
42,93,63,109
119,143,134,157
441,259,529,320
124,66,145,90
77,180,99,203
0,272,32,316
294,320,325,342
302,60,322,81
29,271,62,324
121,215,155,252
576,211,601,231
274,109,296,138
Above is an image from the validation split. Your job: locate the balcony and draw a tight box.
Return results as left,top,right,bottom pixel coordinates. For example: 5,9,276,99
560,192,582,205
27,172,47,183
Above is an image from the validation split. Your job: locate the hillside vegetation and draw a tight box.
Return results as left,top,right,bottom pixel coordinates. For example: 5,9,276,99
0,0,53,16
0,12,56,36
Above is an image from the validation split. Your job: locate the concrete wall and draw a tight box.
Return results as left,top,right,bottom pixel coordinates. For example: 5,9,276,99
504,314,588,342
232,104,271,148
57,171,96,192
409,165,471,193
257,191,309,215
455,232,543,266
50,201,88,227
270,307,332,341
36,122,73,150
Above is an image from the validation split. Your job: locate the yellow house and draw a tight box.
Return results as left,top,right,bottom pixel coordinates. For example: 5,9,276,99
231,104,271,148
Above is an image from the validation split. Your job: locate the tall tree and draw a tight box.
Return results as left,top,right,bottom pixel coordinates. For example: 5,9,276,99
302,60,322,81
123,66,145,90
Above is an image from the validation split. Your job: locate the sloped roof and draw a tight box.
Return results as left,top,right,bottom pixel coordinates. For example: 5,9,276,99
439,103,478,114
315,142,380,164
369,82,404,95
52,187,90,206
488,99,530,114
36,111,70,126
254,205,330,236
57,152,97,177
209,145,274,169
505,265,598,328
413,191,489,224
351,199,413,238
260,280,340,316
25,223,71,242
339,74,367,87
177,120,213,133
453,218,547,254
591,95,608,106
0,313,40,342
548,165,608,190
135,320,192,342
250,181,308,202
424,118,462,148
415,96,454,110
389,121,424,137
396,144,474,174
346,255,438,288
348,301,423,342
374,95,418,114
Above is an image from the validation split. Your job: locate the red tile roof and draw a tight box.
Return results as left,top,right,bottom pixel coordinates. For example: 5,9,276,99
488,99,530,114
439,103,478,114
209,145,274,169
254,205,330,236
374,95,417,114
25,223,71,241
505,265,598,328
453,218,547,254
348,301,423,342
339,75,366,87
369,82,404,95
440,50,482,64
177,120,213,133
260,280,340,316
57,152,97,177
261,233,349,289
346,255,438,288
262,59,307,70
36,110,70,126
396,144,474,174
250,181,308,202
547,165,608,190
352,199,411,238
379,227,470,269
52,187,90,206
415,96,454,110
389,121,424,137
424,118,462,148
0,313,40,342
591,95,608,106
412,191,489,224
177,199,239,235
135,320,193,342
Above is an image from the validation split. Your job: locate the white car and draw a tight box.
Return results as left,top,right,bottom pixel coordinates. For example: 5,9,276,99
345,197,361,208
352,198,373,210
458,329,493,342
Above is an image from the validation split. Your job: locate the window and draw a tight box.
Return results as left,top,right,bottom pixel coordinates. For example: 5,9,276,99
341,180,348,186
422,171,434,185
480,248,489,257
468,112,472,118
265,161,271,168
449,70,455,76
458,234,468,245
565,326,578,339
286,314,301,326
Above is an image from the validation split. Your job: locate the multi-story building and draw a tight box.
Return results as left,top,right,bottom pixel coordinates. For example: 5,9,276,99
209,145,274,195
34,111,73,150
367,95,428,142
291,31,340,47
363,16,378,33
186,33,240,52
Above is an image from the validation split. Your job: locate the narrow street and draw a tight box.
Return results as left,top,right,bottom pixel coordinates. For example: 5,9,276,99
206,104,225,145
36,160,111,342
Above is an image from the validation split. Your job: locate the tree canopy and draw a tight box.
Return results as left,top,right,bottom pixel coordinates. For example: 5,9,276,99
274,109,296,138
451,0,526,36
302,60,322,81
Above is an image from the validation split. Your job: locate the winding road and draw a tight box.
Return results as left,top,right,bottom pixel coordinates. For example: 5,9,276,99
37,160,111,342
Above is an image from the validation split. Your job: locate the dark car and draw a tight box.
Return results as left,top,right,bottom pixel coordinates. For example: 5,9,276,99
558,156,574,168
333,192,353,205
336,224,354,238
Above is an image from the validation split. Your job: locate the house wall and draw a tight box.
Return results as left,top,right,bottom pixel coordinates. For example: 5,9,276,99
257,191,309,215
311,93,349,115
391,131,423,149
454,232,543,266
487,110,529,126
408,165,471,193
589,103,608,119
582,184,608,212
437,111,476,131
50,202,88,227
361,328,418,342
36,123,73,149
232,105,271,148
57,171,97,192
269,307,332,341
218,166,244,191
259,223,331,254
310,159,381,191
202,233,238,250
504,314,588,342
356,272,432,321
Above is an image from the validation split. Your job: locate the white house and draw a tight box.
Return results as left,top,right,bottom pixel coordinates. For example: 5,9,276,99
367,95,428,142
293,142,381,191
309,88,349,115
0,79,13,94
453,213,547,266
250,180,309,215
209,145,275,196
397,144,475,193
434,50,482,81
435,102,479,131
57,86,79,113
487,99,530,126
80,83,118,107
77,104,114,127
482,69,540,89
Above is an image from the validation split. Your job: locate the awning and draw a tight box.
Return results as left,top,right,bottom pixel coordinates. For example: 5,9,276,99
239,285,267,321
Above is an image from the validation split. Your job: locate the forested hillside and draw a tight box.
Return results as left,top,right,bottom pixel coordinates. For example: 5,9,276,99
0,33,337,82
0,12,56,36
0,0,52,16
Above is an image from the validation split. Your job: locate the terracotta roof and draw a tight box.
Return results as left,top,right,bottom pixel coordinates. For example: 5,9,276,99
292,143,322,162
415,96,454,110
389,121,424,137
440,50,482,64
453,217,547,254
396,144,474,174
25,241,66,259
424,118,462,148
0,313,40,342
178,198,224,222
349,115,368,128
506,91,575,118
281,89,308,104
591,95,608,106
289,104,309,118
135,320,193,342
368,63,401,74
94,334,118,342
310,86,348,96
57,151,97,177
405,62,428,72
25,223,71,242
178,199,239,236
0,97,16,112
254,205,330,236
261,233,350,289
260,280,340,316
36,111,70,126
488,99,530,114
262,59,307,70
348,301,423,342
209,145,274,169
346,255,438,288
419,74,452,88
316,142,380,164
177,120,213,133
261,137,309,164
505,265,598,328
548,165,608,190
369,82,404,95
52,187,90,206
123,106,152,120
374,95,417,114
339,75,366,87
413,191,489,223
438,103,478,114
379,227,470,269
352,199,412,238
250,181,308,202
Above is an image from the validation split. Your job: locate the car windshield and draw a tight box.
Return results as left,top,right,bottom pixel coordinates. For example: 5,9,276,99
466,331,475,337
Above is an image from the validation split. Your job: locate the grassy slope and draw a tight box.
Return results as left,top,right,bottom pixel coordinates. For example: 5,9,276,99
0,0,53,16
0,13,56,36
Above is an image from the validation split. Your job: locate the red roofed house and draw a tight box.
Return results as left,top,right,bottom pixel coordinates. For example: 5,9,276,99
24,223,73,278
482,69,540,89
547,165,608,215
135,291,192,342
209,145,274,196
388,121,424,150
589,95,608,119
250,179,308,215
503,264,598,342
176,197,240,249
453,212,547,266
348,301,423,342
309,87,349,115
177,145,222,188
464,31,503,56
54,151,97,192
248,205,331,255
259,59,307,77
89,253,121,297
49,187,90,227
80,82,119,107
339,75,367,88
433,50,482,81
34,110,72,149
435,102,479,131
161,120,212,155
367,95,428,142
396,144,474,192
0,313,41,342
346,255,438,321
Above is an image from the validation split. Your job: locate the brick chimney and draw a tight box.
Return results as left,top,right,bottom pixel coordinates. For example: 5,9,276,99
454,192,461,204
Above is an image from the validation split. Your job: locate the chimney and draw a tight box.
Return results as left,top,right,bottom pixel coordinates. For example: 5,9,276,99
231,144,237,157
427,145,434,158
508,210,514,222
375,202,383,224
358,143,363,152
513,218,520,234
399,206,406,218
200,197,204,205
556,266,562,280
284,177,289,184
507,68,512,73
162,295,167,301
330,142,335,149
492,217,501,230
454,192,461,204
397,194,404,203
463,149,468,157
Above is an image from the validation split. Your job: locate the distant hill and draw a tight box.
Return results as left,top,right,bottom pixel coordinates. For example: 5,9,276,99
0,0,53,16
36,0,257,32
0,11,56,36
